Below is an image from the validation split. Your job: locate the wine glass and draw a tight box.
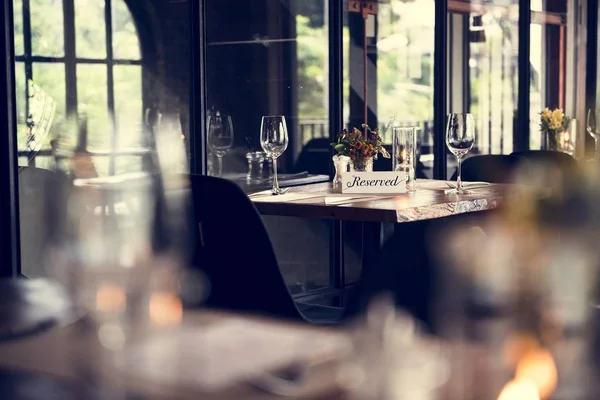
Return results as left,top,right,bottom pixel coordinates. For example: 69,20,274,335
207,115,234,176
260,116,289,195
446,113,475,194
587,109,600,161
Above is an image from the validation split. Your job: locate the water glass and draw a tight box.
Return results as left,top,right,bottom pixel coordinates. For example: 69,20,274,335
392,127,418,192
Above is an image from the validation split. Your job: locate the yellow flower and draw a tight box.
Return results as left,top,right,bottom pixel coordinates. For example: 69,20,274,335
540,108,566,130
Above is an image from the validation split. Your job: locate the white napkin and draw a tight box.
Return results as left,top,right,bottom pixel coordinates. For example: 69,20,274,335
324,195,394,204
250,192,325,203
418,180,490,194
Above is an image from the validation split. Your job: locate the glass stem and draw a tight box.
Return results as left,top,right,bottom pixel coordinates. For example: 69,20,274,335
272,157,280,192
456,156,463,192
217,156,223,177
596,139,599,161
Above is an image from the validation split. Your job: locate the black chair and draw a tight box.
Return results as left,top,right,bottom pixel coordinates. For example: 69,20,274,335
450,154,527,184
510,150,578,172
293,138,330,175
188,175,343,324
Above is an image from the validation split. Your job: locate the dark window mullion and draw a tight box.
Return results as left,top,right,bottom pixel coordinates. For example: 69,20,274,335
22,0,32,117
63,0,77,117
15,55,140,65
105,0,117,175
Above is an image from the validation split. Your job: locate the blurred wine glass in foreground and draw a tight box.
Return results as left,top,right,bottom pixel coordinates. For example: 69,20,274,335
337,295,449,400
44,110,201,394
587,109,600,161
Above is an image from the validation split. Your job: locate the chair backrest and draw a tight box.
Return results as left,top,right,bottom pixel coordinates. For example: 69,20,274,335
452,154,527,184
510,150,579,187
293,138,330,174
510,150,578,171
188,175,304,321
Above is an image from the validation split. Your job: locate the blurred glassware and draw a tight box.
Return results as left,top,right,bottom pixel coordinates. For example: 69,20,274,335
587,109,600,161
43,112,199,394
446,113,475,194
207,114,234,177
260,116,289,195
392,126,418,192
338,295,449,400
429,165,600,399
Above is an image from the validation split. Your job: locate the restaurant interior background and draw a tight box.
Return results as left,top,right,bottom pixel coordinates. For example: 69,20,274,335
0,0,599,302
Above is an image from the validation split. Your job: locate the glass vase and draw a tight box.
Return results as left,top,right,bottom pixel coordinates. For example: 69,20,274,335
393,127,419,192
350,157,374,172
332,155,350,186
541,130,560,151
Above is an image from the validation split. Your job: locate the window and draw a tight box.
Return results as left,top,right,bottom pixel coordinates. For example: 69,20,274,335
13,0,143,175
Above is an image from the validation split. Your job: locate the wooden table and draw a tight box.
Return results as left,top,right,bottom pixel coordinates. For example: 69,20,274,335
250,181,506,223
0,310,345,400
0,308,595,399
250,180,508,304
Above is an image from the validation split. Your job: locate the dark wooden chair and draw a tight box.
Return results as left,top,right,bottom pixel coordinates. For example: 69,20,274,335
188,175,343,324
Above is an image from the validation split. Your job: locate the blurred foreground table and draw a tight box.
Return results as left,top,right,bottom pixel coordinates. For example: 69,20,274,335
0,310,345,400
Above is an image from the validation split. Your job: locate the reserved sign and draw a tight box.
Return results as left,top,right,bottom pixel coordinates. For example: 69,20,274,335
342,171,407,194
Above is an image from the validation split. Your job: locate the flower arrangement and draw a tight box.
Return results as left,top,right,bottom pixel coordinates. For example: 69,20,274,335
540,108,571,151
331,124,390,171
540,108,570,133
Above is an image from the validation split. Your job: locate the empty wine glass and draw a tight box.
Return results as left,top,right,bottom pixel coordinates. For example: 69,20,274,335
587,109,600,161
260,116,289,195
207,115,234,176
446,113,475,194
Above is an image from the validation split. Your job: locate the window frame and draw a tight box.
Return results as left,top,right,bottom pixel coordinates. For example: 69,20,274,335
15,0,143,174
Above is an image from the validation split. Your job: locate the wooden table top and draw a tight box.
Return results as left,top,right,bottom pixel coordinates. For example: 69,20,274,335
250,180,508,223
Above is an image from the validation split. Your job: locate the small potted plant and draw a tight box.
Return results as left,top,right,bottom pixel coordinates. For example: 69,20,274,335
540,108,571,152
331,124,390,177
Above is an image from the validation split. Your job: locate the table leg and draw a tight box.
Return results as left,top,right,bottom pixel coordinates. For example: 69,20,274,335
329,220,345,306
361,221,383,273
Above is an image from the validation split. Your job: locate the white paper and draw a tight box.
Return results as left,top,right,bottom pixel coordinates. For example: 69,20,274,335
250,192,324,203
341,172,407,194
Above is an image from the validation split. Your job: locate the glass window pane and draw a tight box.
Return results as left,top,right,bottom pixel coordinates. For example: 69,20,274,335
15,62,27,150
13,0,24,55
446,2,519,178
30,0,64,56
113,65,142,148
77,64,110,150
31,63,67,148
530,0,578,154
112,0,141,60
205,0,330,181
374,0,435,178
75,0,107,59
205,0,332,295
115,157,142,174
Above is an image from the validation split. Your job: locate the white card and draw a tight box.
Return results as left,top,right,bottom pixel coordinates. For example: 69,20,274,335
342,171,407,194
